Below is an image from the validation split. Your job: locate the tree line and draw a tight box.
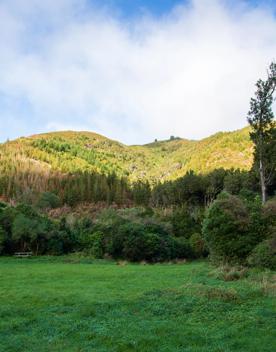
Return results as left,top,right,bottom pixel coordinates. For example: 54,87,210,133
0,62,275,269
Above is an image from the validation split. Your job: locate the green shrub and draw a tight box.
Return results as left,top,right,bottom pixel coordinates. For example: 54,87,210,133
248,237,276,270
202,193,260,264
123,231,154,262
262,199,276,237
116,223,145,261
189,233,207,258
0,201,7,212
46,231,65,255
37,192,61,209
173,237,194,259
120,223,173,262
142,233,171,261
86,231,104,258
169,206,200,238
0,226,6,254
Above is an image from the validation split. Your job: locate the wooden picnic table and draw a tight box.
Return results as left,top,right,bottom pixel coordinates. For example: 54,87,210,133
14,252,33,258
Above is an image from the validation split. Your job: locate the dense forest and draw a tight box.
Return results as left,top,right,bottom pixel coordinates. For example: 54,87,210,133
0,128,275,268
0,64,275,270
0,127,252,205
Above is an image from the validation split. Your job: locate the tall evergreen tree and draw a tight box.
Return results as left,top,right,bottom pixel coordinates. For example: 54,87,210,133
247,62,276,203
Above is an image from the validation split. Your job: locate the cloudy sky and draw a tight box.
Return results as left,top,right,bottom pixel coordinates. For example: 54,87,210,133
0,0,275,144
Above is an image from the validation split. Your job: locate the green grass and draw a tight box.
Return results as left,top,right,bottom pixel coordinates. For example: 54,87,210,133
0,258,275,352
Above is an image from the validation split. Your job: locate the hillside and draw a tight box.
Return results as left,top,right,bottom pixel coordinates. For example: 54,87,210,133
0,127,253,183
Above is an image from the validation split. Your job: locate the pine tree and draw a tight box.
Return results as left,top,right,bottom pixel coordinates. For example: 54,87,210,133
247,62,276,203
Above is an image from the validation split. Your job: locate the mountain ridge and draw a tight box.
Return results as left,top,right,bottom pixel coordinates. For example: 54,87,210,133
0,126,253,183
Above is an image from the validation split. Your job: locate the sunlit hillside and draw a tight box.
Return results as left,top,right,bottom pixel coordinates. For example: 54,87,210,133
0,127,253,184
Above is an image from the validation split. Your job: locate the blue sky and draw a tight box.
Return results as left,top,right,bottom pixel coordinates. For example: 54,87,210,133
87,0,276,20
0,0,275,144
89,1,275,17
90,0,185,17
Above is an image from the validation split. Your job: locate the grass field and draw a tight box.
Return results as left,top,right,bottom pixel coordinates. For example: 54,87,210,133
0,257,275,352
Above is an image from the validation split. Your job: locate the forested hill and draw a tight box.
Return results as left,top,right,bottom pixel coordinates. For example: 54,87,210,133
0,127,252,182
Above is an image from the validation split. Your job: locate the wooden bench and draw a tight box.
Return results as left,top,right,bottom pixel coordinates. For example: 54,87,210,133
14,252,33,258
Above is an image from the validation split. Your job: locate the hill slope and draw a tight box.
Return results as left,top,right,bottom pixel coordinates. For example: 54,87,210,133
0,127,253,183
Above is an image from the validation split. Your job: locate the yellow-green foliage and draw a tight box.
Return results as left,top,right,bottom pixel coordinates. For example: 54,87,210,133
0,127,253,183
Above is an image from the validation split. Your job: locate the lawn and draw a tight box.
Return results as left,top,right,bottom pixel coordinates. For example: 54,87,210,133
0,257,275,352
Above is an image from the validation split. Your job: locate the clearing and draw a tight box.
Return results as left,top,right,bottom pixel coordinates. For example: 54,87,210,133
0,258,275,352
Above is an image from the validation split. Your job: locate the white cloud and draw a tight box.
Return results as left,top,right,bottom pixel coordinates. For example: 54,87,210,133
0,0,276,144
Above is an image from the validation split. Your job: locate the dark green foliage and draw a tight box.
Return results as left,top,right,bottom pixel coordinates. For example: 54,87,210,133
0,201,7,211
248,237,276,270
0,187,274,267
0,203,76,255
203,193,262,264
224,169,250,195
205,168,227,204
0,206,17,253
12,214,37,251
119,223,153,261
37,192,61,209
0,226,6,254
94,210,127,258
92,215,175,262
79,231,105,258
119,223,173,262
189,233,207,258
63,208,197,262
176,171,205,205
262,199,276,236
132,180,151,206
88,231,105,258
150,168,259,208
247,61,276,203
172,237,193,259
168,206,201,238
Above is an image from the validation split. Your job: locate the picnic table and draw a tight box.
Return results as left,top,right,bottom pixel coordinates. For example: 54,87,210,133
14,252,33,258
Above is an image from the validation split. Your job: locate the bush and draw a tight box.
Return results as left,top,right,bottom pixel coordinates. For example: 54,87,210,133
46,231,65,255
120,223,173,262
189,233,207,258
262,199,276,223
37,192,61,209
0,226,6,254
247,237,276,270
169,206,200,238
85,231,104,258
142,232,172,262
262,199,276,237
173,237,194,259
94,210,176,262
89,208,200,261
0,201,7,212
203,193,260,264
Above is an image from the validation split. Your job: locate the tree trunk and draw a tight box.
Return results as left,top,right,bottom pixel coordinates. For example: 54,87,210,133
260,159,267,204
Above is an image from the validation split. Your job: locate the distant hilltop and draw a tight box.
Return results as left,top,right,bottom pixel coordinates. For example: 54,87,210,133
0,126,253,182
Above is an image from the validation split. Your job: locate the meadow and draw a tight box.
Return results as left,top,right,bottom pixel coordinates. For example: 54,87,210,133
0,257,275,352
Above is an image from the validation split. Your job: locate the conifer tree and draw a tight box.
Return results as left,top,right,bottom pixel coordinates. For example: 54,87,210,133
247,62,276,203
